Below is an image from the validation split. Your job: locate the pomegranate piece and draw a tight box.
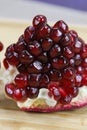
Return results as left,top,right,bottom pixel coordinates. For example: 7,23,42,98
3,15,87,112
0,41,4,51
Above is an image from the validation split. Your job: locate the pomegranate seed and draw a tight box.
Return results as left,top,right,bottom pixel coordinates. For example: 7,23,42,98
5,83,15,98
28,41,42,56
38,52,48,63
74,54,81,66
82,74,87,86
49,70,62,81
69,30,78,40
33,15,47,27
37,24,51,39
53,20,68,33
0,41,3,51
50,28,62,43
80,44,87,58
18,34,24,42
63,46,74,59
6,51,19,66
29,74,41,87
59,93,72,104
49,44,61,58
39,74,49,88
3,58,9,69
15,73,28,88
13,88,27,101
28,61,42,73
19,50,34,64
24,26,35,43
17,63,27,73
14,41,26,53
61,32,74,46
74,38,83,53
26,86,39,99
48,82,61,101
82,58,87,67
75,74,82,87
69,87,78,97
5,44,15,54
60,78,74,88
84,67,87,74
41,38,53,51
52,56,68,70
43,63,51,73
69,58,75,67
63,67,75,80
76,66,83,74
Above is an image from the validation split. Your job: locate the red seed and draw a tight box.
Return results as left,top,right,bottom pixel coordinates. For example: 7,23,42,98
50,28,62,43
48,82,61,101
53,20,68,33
28,41,42,56
37,24,51,39
3,58,9,69
63,46,74,59
41,38,53,51
5,83,15,98
13,88,27,101
19,50,34,64
33,15,47,27
0,41,3,51
24,26,35,43
75,74,82,87
49,44,61,58
52,56,68,70
26,86,39,99
15,73,28,88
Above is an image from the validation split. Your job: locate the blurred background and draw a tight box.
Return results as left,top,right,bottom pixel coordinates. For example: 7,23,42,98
0,0,87,25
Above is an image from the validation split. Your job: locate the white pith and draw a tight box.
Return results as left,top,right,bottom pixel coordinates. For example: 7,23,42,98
1,65,87,108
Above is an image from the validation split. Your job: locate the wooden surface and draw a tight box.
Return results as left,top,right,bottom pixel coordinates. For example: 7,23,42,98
0,20,87,130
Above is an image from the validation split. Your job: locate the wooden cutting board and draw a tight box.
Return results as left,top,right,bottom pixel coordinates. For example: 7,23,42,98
0,20,87,130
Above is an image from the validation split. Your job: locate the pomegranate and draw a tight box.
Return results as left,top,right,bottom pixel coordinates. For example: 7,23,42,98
3,15,87,112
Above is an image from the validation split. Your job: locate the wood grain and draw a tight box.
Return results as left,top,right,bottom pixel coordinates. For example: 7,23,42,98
0,20,87,130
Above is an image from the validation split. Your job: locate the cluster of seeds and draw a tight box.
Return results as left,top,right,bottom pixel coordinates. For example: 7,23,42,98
4,15,87,104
